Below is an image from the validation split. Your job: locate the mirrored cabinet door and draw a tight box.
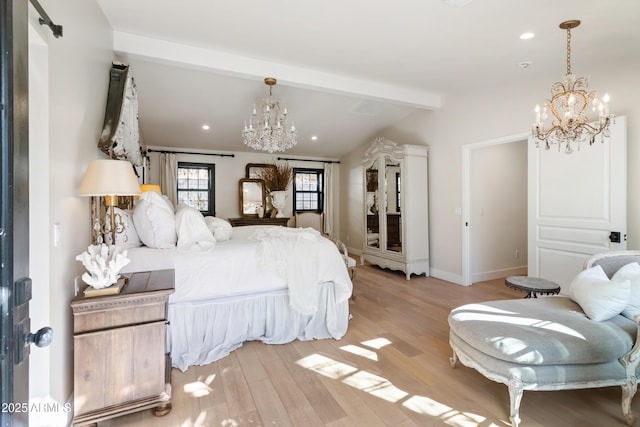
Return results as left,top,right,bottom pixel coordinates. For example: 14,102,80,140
365,160,380,249
384,156,402,253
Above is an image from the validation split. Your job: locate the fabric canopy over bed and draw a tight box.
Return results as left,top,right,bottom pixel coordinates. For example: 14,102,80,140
121,224,352,371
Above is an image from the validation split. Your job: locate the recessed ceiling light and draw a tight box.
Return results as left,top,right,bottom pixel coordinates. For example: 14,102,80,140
202,124,210,130
311,135,318,141
520,32,535,40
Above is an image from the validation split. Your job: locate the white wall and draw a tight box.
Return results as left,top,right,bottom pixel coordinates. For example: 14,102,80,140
359,59,640,283
27,0,113,422
470,140,527,282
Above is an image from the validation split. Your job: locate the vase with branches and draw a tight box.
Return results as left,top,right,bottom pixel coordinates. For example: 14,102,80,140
259,162,293,192
259,162,292,218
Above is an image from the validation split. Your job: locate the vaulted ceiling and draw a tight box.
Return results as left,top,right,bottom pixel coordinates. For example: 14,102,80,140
96,0,640,158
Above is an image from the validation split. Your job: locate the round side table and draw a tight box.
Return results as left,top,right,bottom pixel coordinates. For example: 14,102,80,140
505,276,561,298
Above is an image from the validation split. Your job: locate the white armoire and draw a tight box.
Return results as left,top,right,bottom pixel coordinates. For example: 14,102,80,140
362,137,429,279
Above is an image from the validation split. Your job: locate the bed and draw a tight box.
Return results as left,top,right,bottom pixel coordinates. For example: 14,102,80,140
119,210,353,372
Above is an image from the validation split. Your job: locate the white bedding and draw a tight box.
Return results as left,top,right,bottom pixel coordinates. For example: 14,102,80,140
120,225,353,370
121,225,352,305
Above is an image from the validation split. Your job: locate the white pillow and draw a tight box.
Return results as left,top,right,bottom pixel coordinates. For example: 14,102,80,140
612,262,640,321
204,216,232,241
105,207,142,249
175,204,217,251
569,265,630,321
132,191,177,249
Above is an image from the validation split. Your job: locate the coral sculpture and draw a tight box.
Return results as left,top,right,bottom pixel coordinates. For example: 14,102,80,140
75,244,130,289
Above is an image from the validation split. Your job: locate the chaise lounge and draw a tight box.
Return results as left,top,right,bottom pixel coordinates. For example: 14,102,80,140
448,251,640,426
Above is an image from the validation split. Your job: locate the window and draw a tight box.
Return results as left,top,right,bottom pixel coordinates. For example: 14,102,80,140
177,162,215,216
294,168,323,212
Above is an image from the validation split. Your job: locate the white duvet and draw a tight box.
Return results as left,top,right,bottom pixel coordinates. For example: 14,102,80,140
120,225,352,307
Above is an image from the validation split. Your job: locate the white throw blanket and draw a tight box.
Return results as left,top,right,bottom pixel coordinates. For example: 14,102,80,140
251,227,321,315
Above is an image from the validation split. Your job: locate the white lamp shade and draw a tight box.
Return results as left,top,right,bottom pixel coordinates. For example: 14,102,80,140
79,159,141,196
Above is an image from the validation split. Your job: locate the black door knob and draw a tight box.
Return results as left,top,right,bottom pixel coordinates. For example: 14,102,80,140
26,327,53,348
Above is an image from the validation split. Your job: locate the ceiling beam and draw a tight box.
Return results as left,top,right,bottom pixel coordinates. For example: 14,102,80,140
112,31,442,110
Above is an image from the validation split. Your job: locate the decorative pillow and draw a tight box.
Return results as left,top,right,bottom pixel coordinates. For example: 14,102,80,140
175,204,217,251
569,265,630,321
204,216,232,241
105,208,142,249
612,262,640,321
132,191,177,249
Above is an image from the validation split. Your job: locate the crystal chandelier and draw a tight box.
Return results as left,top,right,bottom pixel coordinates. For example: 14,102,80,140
242,77,297,153
532,20,613,154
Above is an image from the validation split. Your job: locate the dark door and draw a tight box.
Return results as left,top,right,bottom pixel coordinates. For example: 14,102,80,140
1,1,51,426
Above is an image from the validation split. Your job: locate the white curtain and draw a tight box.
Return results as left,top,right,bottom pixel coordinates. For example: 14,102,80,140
323,162,335,236
160,152,178,207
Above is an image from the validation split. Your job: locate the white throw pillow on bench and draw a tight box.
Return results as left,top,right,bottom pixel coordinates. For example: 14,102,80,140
569,265,630,321
611,262,640,321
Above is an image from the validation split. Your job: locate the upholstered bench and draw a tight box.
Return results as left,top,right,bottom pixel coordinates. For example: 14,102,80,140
449,251,640,427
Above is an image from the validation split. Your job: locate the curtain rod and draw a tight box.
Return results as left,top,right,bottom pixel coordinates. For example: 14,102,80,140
29,0,63,38
147,149,235,158
277,157,340,164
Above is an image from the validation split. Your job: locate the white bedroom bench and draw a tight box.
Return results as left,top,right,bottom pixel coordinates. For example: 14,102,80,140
448,251,640,427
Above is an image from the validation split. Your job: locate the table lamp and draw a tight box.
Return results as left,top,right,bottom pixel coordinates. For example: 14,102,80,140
79,159,141,245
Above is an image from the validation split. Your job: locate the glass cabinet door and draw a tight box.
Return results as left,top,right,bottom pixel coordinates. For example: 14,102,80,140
384,156,402,253
365,160,380,248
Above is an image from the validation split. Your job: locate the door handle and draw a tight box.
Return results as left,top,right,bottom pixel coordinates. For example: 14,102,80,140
14,320,53,364
26,327,53,348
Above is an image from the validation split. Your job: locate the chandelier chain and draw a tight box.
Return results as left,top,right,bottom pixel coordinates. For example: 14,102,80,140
566,27,572,75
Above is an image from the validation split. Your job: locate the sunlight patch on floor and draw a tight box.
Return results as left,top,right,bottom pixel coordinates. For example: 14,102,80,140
361,337,392,349
296,353,358,379
296,334,503,426
342,370,408,402
184,379,214,397
339,344,379,361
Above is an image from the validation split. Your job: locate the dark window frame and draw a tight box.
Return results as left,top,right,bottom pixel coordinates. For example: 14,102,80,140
293,168,324,213
177,162,216,216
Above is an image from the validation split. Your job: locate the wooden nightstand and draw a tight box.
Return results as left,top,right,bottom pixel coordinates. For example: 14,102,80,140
70,269,174,426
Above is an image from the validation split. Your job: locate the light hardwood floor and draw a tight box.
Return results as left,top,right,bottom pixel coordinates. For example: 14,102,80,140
103,264,638,427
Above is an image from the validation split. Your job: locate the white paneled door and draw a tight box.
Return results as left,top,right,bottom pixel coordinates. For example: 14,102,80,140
528,116,627,292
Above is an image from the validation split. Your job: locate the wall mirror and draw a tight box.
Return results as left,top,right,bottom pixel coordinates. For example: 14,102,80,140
246,163,277,179
239,178,266,217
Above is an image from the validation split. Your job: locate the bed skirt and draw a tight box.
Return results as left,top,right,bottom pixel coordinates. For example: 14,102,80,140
168,282,350,371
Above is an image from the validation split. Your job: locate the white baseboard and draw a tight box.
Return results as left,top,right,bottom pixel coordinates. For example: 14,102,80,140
429,268,464,286
472,266,527,283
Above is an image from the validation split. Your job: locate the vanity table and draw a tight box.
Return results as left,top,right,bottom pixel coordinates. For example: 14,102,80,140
362,137,429,279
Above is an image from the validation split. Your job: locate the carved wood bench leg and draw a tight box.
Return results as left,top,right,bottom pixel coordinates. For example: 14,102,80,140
620,322,640,425
508,378,524,427
152,402,172,417
621,379,637,426
449,350,458,368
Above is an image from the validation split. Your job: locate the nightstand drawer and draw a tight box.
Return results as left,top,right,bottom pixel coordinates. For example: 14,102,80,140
72,294,168,333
